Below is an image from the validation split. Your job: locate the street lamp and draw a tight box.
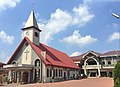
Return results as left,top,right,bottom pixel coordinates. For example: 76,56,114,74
112,13,120,19
112,12,120,60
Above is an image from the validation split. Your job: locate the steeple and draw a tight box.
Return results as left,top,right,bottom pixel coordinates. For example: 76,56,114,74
22,10,41,45
23,10,39,30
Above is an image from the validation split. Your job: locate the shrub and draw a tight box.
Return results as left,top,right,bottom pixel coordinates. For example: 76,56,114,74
113,62,120,87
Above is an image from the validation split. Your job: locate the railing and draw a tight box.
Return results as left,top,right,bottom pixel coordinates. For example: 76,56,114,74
102,64,115,68
82,65,101,69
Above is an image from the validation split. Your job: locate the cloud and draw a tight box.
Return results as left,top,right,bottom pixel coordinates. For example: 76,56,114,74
39,9,72,44
0,51,9,63
108,32,120,42
60,30,97,47
0,0,21,11
72,4,94,26
38,2,94,44
70,51,82,57
0,31,15,44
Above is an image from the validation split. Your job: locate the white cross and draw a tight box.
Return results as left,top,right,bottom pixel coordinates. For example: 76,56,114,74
24,50,29,60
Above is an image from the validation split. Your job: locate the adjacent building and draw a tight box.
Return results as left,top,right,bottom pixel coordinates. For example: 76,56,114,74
71,50,120,77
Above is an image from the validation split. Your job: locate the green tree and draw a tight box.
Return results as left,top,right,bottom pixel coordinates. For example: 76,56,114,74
114,62,120,87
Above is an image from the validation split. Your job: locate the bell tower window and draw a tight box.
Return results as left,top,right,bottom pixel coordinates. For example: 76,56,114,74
35,32,38,37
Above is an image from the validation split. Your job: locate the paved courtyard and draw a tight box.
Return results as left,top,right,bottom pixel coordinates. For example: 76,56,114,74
2,77,113,87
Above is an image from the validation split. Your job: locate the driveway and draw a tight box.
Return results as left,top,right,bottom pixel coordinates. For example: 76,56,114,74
2,77,113,87
24,77,113,87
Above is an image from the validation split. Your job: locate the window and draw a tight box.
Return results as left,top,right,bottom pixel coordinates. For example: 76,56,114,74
25,42,28,46
102,61,105,65
108,61,111,65
53,69,55,77
56,69,58,77
35,59,40,67
61,70,63,77
12,61,17,64
47,69,49,77
50,69,52,77
34,59,40,82
35,32,38,37
59,69,61,77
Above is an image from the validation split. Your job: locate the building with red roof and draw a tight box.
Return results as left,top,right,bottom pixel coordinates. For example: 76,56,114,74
3,10,79,83
71,50,120,77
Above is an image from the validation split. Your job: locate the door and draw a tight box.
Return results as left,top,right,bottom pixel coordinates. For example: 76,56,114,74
22,72,28,83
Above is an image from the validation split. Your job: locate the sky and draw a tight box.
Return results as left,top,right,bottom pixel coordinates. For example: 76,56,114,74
0,0,120,63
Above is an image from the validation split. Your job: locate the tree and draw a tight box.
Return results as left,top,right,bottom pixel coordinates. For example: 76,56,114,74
113,62,120,87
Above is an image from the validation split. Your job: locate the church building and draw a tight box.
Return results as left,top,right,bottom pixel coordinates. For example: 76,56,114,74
3,10,79,83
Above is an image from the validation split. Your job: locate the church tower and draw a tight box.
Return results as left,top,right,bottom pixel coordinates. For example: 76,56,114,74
22,10,41,45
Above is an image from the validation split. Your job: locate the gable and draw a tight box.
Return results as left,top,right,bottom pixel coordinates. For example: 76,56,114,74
82,51,101,60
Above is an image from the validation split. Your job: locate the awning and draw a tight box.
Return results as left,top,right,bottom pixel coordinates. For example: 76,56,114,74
3,64,33,70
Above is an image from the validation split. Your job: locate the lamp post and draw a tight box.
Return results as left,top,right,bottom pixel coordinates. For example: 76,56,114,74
112,13,120,19
112,12,120,49
112,12,120,60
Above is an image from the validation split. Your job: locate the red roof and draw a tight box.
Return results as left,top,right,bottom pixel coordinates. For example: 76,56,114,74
101,50,120,56
71,50,120,61
71,51,101,62
7,37,79,69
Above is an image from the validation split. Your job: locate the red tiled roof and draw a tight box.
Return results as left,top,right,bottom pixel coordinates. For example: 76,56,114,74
71,50,120,61
7,37,79,69
71,51,102,62
101,50,120,56
71,53,85,62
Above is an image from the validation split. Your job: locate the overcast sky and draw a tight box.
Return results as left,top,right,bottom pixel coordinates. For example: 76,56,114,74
0,0,120,63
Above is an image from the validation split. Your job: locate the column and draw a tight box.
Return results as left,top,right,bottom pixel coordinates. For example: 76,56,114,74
20,71,24,84
98,64,101,77
84,69,87,75
33,68,35,82
107,71,109,77
8,70,12,82
17,71,20,83
28,70,31,83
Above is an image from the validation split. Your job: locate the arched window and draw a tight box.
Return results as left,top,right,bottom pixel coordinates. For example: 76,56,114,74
34,59,40,82
56,69,58,77
34,32,38,37
12,61,17,64
108,61,111,65
61,70,63,77
59,69,61,77
102,61,105,65
53,69,55,77
25,42,28,46
50,69,52,77
47,69,49,77
35,59,40,67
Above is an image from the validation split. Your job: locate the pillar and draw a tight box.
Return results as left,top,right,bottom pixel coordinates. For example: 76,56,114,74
20,71,24,84
8,70,12,82
33,68,35,82
84,68,87,75
17,71,20,83
98,65,101,77
28,70,31,83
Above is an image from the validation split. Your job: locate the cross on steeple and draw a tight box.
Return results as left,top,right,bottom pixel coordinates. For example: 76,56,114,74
24,50,29,60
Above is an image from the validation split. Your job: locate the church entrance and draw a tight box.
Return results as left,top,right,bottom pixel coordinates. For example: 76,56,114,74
22,72,28,84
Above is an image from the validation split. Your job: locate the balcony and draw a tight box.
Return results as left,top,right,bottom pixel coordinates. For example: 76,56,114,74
82,65,101,69
102,64,115,69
